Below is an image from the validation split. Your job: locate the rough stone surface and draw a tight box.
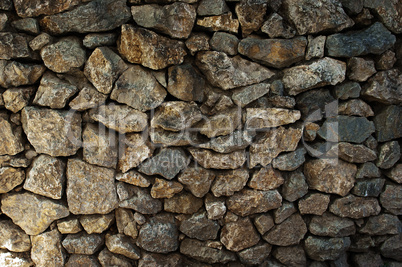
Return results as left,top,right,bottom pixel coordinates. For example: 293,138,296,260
117,182,162,214
385,164,402,183
188,148,246,169
69,86,108,111
359,214,402,235
179,211,220,241
334,81,362,100
196,51,274,90
185,32,210,55
151,178,183,199
338,99,374,117
0,32,35,60
245,108,301,129
0,249,33,267
205,194,226,220
23,154,65,199
227,189,282,216
304,236,351,261
239,37,307,68
1,192,69,235
83,33,117,49
326,22,396,57
131,3,196,39
283,57,346,95
363,0,402,34
373,105,402,142
198,107,241,138
111,65,167,112
3,87,34,113
263,214,307,246
164,191,203,214
282,171,309,202
196,12,239,33
272,148,306,171
221,217,260,252
330,195,381,219
118,134,153,173
0,167,25,194
0,60,45,88
31,229,66,267
80,213,115,234
180,238,236,264
306,35,326,60
66,159,118,215
98,248,132,267
239,243,273,265
115,208,137,239
62,232,104,255
362,69,402,105
231,83,270,107
211,169,248,197
118,24,186,70
65,254,100,267
210,32,239,56
380,185,402,215
262,13,296,39
178,167,215,198
347,57,376,82
0,220,31,252
380,234,402,261
248,165,284,190
105,234,140,260
309,212,356,237
57,217,82,234
376,141,400,169
298,193,331,215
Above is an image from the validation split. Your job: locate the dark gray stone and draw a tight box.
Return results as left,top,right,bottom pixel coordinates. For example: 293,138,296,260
62,233,104,255
179,211,220,241
334,82,362,100
373,105,402,142
210,32,239,56
180,238,236,264
309,212,356,237
282,171,309,202
376,141,400,169
304,236,351,261
352,178,385,197
117,182,162,215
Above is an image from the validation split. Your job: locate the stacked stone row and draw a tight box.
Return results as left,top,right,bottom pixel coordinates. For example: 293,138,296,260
0,0,401,266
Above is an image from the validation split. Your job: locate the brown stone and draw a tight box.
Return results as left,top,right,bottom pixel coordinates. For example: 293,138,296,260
115,208,138,239
338,99,374,117
362,69,402,105
329,195,381,219
80,213,115,234
31,229,66,267
359,214,402,235
98,248,132,267
196,12,239,33
380,234,402,261
0,60,45,88
116,170,151,188
211,169,249,197
227,189,282,216
221,217,260,252
188,148,246,169
263,214,307,246
151,178,183,198
117,182,162,215
13,0,81,17
180,238,236,264
105,234,141,260
62,232,104,255
164,191,203,214
0,249,33,267
185,33,210,56
380,185,402,215
118,24,186,70
235,0,267,36
178,167,215,198
0,32,36,60
0,220,31,252
199,107,241,138
298,193,330,215
205,194,226,220
65,254,100,267
179,211,220,241
347,57,376,82
0,167,25,194
245,108,301,129
248,165,284,190
69,86,108,111
0,118,24,156
117,134,154,173
272,246,306,267
261,13,296,39
309,212,356,237
57,217,82,234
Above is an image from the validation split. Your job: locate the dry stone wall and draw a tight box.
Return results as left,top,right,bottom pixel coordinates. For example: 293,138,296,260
0,0,401,266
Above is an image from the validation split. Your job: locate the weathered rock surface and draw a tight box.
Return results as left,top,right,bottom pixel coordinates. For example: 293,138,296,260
0,249,33,267
309,212,356,237
98,248,132,267
235,0,267,36
240,243,273,265
376,141,400,169
22,107,82,157
69,86,108,111
326,22,396,57
231,83,270,107
2,87,34,113
151,178,183,199
272,148,306,171
352,178,385,197
83,33,117,49
199,130,253,154
111,65,167,112
211,169,249,197
239,37,307,68
363,0,402,34
338,143,377,163
338,99,374,117
179,211,220,241
380,234,402,261
0,32,35,60
380,185,402,215
105,234,140,260
272,245,306,267
264,214,307,246
180,238,236,264
118,25,186,70
282,171,309,202
80,213,115,234
196,12,239,33
31,229,66,266
89,104,147,134
221,217,260,252
65,254,100,267
132,3,196,39
210,32,239,56
67,159,118,215
298,193,330,215
347,57,376,82
0,167,25,193
262,13,296,39
185,32,210,55
205,194,226,220
249,127,302,168
283,57,346,95
33,72,78,109
40,37,86,73
362,69,402,105
304,236,351,261
334,82,362,100
274,201,297,224
248,165,284,191
41,0,130,34
189,148,246,169
227,189,282,216
23,154,65,199
84,47,127,95
164,191,203,214
385,164,402,183
0,118,24,156
57,217,82,234
118,134,153,173
198,107,241,138
13,0,80,17
360,214,402,235
373,105,402,142
196,51,274,90
117,182,162,214
245,108,301,129
282,0,353,35
1,192,69,235
330,195,381,219
12,18,39,35
137,213,178,253
0,220,31,252
62,232,104,255
0,60,45,88
115,208,137,239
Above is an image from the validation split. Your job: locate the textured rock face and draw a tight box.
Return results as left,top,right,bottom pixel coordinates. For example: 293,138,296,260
13,0,81,17
0,32,35,60
264,214,307,246
31,229,66,266
0,60,45,88
180,238,236,264
329,195,381,219
221,217,260,252
0,118,24,156
0,220,31,252
227,189,282,216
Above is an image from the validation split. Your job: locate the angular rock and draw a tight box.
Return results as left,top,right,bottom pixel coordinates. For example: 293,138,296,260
199,107,241,138
356,162,381,179
239,243,273,265
151,178,183,199
1,192,69,235
24,154,65,199
221,217,260,252
334,81,361,100
138,213,178,253
65,254,100,267
115,208,137,239
0,220,30,252
380,185,402,215
0,167,25,194
0,0,12,11
84,47,127,95
364,0,401,34
249,127,302,168
33,72,78,109
305,158,357,196
0,13,7,31
253,214,274,235
380,234,402,261
205,194,226,220
283,57,346,95
385,164,402,183
295,88,336,118
62,233,103,255
69,87,108,111
111,65,166,112
41,0,130,34
347,57,376,82
13,0,80,17
274,201,297,224
352,178,385,197
227,189,282,216
306,35,326,60
196,51,274,90
264,214,307,246
31,229,66,267
196,12,239,33
309,212,355,237
199,130,254,154
362,69,402,105
261,13,296,39
235,0,267,36
57,217,82,234
0,118,24,156
116,170,150,188
131,3,196,39
197,0,229,16
360,214,402,235
353,252,384,267
298,193,330,215
67,159,118,215
164,191,203,214
118,25,186,70
118,134,153,173
318,115,375,143
245,108,301,129
338,142,377,163
138,148,189,179
29,33,52,51
179,211,220,241
0,249,33,267
304,236,351,261
167,63,206,102
89,104,147,134
185,32,210,55
83,33,117,49
188,148,246,169
376,50,397,70
40,37,86,73
211,169,248,197
272,246,306,267
326,22,396,57
98,248,132,267
231,83,270,107
282,0,353,35
338,99,374,117
210,32,239,56
105,234,140,260
80,213,115,234
149,128,199,147
117,182,162,214
180,238,236,264
151,101,201,132
11,18,40,35
239,37,307,68
282,171,309,202
272,148,306,171
248,165,284,190
0,60,45,88
0,32,35,60
373,105,402,142
330,195,381,219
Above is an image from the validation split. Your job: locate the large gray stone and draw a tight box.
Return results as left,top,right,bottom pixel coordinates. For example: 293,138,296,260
373,105,402,142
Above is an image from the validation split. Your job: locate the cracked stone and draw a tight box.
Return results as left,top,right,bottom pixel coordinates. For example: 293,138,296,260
221,217,260,252
0,167,24,194
245,108,301,129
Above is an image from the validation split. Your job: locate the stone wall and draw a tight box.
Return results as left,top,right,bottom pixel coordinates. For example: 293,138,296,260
0,0,401,266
